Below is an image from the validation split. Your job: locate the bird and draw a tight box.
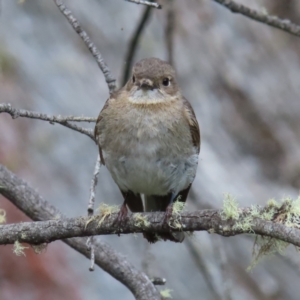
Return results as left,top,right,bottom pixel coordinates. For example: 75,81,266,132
94,57,200,243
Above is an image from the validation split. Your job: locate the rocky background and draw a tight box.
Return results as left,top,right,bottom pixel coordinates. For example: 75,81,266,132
1,0,300,299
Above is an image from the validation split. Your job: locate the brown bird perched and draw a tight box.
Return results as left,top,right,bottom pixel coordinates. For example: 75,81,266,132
94,58,200,243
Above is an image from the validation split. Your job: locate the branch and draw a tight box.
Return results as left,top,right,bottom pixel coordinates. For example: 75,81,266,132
213,0,300,38
53,0,116,93
1,197,300,248
0,103,95,141
165,0,175,66
126,0,162,9
122,5,153,85
86,154,101,271
0,164,160,300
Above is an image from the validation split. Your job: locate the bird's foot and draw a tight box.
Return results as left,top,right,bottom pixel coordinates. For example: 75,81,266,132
114,203,128,236
163,204,173,226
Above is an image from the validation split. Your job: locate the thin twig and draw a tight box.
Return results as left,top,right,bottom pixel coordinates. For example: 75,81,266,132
212,0,300,38
52,0,119,272
53,0,116,93
0,164,160,300
165,0,175,66
88,155,101,216
0,103,95,141
150,277,166,285
87,155,101,271
86,236,96,271
126,0,162,9
122,5,153,86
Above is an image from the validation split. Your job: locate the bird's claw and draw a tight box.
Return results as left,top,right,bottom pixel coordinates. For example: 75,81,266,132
163,204,173,226
114,203,128,236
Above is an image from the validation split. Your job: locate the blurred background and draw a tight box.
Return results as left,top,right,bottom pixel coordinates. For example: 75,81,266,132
1,0,300,299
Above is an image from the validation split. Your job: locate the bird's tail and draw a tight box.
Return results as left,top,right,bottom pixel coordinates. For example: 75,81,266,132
143,195,185,243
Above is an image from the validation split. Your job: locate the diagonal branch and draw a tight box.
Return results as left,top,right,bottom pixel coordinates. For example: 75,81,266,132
53,0,116,93
212,0,300,38
122,5,153,86
165,0,175,66
0,164,160,300
126,0,162,9
0,103,95,141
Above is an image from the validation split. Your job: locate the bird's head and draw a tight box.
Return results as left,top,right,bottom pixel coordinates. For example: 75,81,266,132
126,58,180,104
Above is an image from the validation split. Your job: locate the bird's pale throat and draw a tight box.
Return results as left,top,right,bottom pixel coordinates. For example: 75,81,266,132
128,88,166,104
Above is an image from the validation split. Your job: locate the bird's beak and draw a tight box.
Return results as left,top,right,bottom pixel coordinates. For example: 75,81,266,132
138,79,154,91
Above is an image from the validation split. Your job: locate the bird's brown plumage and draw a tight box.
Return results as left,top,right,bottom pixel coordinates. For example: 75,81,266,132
94,58,200,243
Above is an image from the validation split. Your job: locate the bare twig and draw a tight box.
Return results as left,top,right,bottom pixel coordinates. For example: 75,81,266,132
87,155,101,271
86,236,96,271
165,0,175,66
126,0,162,9
88,155,101,216
151,277,166,285
52,0,119,273
0,103,95,140
53,0,116,93
0,164,160,300
122,5,153,85
212,0,300,38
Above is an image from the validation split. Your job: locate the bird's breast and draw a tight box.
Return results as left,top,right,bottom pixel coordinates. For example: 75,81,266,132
98,101,198,195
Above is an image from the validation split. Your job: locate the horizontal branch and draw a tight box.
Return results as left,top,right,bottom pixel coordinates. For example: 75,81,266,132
0,103,95,141
0,206,299,248
0,164,160,300
126,0,162,9
213,0,300,38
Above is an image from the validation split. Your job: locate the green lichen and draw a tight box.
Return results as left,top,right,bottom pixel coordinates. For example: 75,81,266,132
134,213,150,228
160,289,173,299
247,236,289,272
0,209,6,224
31,243,48,254
283,196,300,228
85,215,96,229
233,215,254,232
172,199,184,216
247,195,300,270
21,233,27,239
250,205,261,218
13,241,29,256
261,207,276,221
267,198,280,208
96,203,119,227
169,200,185,229
221,193,239,220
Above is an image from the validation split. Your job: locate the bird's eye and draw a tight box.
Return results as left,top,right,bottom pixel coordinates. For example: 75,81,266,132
162,78,170,86
132,75,136,83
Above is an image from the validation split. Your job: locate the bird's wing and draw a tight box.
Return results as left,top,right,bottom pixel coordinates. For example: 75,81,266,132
182,97,200,153
94,93,145,214
94,96,112,165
